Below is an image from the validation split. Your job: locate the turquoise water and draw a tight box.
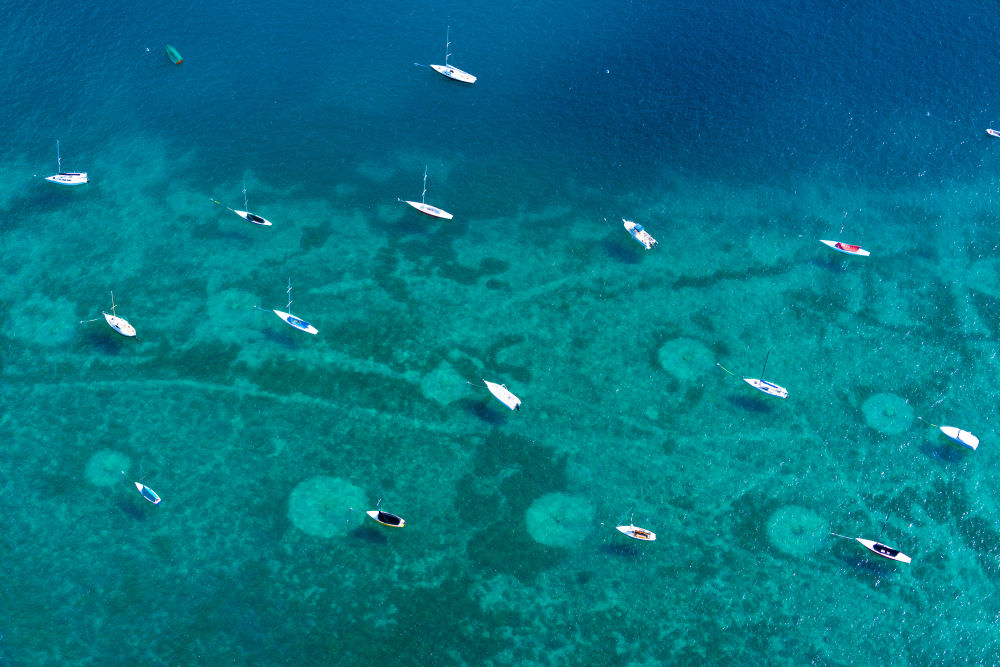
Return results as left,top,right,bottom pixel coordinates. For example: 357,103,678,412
4,0,1000,664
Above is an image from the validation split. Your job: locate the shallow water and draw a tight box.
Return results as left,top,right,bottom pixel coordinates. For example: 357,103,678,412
3,0,1000,664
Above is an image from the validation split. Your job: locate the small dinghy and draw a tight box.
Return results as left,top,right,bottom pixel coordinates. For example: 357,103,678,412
484,379,521,410
622,219,657,250
988,128,1000,138
367,509,406,528
820,239,870,257
102,291,136,337
430,26,476,84
44,140,88,186
400,166,453,219
165,44,183,64
742,351,787,398
940,425,979,451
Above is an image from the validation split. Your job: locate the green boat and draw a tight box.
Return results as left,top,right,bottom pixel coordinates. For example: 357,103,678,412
165,45,183,65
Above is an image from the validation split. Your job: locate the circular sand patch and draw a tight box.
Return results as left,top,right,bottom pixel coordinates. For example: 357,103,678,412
288,476,366,538
86,449,132,487
526,493,595,547
658,337,714,382
862,393,914,435
766,505,827,557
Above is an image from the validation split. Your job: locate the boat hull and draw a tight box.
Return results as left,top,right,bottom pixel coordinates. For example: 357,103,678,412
430,64,476,84
135,482,161,505
484,379,521,410
857,538,910,563
820,239,870,257
623,219,657,249
45,172,88,186
165,45,183,64
235,210,273,226
404,200,453,220
743,377,788,398
988,129,1000,138
367,510,405,527
273,310,318,335
940,425,979,451
103,312,136,337
616,525,656,541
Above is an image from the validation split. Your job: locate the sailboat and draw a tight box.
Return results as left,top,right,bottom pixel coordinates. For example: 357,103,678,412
483,379,521,410
261,279,318,334
79,291,136,337
616,514,656,541
430,26,476,84
122,471,161,505
44,140,88,186
831,512,911,563
400,166,453,219
211,179,272,226
366,498,406,528
743,351,788,398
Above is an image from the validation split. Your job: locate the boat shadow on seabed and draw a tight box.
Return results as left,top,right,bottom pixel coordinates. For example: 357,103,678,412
725,394,775,414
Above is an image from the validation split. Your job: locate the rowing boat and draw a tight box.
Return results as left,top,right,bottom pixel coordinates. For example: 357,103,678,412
940,425,979,451
988,128,1000,138
165,45,183,64
820,239,870,257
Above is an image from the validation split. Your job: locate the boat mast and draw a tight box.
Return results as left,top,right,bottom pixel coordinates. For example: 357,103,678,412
421,166,428,204
243,178,248,211
876,512,891,543
759,350,771,381
56,140,61,172
110,290,117,317
285,278,293,314
445,25,451,66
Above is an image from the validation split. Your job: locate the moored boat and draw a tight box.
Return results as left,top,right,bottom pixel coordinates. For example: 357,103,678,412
820,239,870,257
367,510,406,527
856,538,910,563
742,378,788,398
165,45,183,64
484,379,521,410
940,425,979,451
135,481,162,505
400,166,452,219
273,309,318,335
623,219,657,250
430,26,476,84
616,523,656,541
102,291,136,337
234,210,272,226
987,128,1000,138
45,140,88,186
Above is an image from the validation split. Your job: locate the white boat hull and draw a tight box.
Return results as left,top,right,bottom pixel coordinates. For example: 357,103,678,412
623,219,657,249
988,128,1000,138
273,310,318,334
134,481,161,505
484,379,520,410
820,239,870,257
430,64,476,84
45,172,88,186
857,538,910,563
940,425,979,451
404,200,453,220
103,312,136,337
367,510,405,527
235,210,273,226
743,377,788,398
616,524,656,541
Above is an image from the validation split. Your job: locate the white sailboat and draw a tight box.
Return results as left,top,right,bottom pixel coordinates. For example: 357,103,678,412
615,514,656,541
80,291,136,337
44,140,88,186
430,26,476,84
211,179,272,226
366,498,406,528
262,279,318,334
121,471,161,505
831,513,910,563
483,379,521,410
743,351,788,398
400,166,453,219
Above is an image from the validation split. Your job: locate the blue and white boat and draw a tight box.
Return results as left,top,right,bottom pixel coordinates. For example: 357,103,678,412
44,140,88,186
269,279,318,335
